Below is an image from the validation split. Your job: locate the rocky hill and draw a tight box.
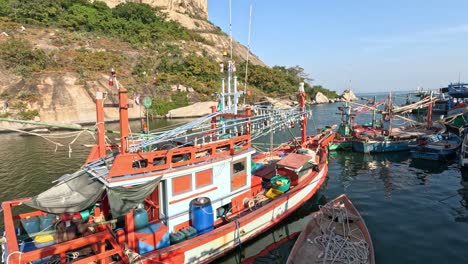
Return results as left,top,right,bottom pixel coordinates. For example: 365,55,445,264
104,0,208,18
0,0,337,128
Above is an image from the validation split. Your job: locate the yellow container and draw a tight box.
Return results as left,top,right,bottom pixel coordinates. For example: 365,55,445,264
265,188,283,199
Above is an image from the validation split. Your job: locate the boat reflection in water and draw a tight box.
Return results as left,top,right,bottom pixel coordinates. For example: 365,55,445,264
215,194,327,264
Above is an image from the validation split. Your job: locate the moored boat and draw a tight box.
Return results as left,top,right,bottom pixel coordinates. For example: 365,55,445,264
0,67,334,264
409,133,461,160
352,93,444,153
286,194,374,264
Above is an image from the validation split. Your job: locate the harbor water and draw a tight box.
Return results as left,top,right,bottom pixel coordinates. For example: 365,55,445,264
0,96,467,263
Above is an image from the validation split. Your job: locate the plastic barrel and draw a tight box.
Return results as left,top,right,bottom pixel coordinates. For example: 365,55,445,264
190,197,214,235
21,216,40,234
270,175,291,192
39,214,56,231
134,208,149,230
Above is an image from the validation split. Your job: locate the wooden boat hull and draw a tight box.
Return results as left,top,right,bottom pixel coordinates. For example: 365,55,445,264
328,140,352,151
409,134,461,160
287,194,374,264
142,151,329,263
352,139,413,153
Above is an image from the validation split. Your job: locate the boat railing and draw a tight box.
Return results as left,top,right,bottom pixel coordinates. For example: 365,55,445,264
1,200,128,264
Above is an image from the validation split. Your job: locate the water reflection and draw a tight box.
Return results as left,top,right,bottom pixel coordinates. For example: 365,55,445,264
216,194,326,264
330,151,411,197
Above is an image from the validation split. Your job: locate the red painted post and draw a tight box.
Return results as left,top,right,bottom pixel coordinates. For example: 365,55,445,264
96,92,106,157
211,106,217,131
2,202,19,261
299,83,307,144
245,105,251,135
119,88,129,154
427,95,433,129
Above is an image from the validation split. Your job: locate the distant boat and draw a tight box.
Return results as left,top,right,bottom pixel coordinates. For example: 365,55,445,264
409,133,461,160
444,102,468,130
329,99,382,151
287,194,374,264
352,93,444,153
446,82,468,98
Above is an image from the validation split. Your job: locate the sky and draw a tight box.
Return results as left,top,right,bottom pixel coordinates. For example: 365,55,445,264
207,0,468,93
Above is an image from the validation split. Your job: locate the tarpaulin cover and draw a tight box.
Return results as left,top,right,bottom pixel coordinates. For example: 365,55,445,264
107,177,161,217
24,170,105,214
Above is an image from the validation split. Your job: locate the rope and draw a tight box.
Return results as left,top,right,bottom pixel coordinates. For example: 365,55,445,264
0,126,64,148
6,251,22,264
311,202,369,264
313,230,369,264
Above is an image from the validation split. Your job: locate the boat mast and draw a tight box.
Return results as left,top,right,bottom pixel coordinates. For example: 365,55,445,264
388,92,393,136
427,91,433,129
299,82,307,144
372,95,377,127
96,91,106,157
110,69,129,153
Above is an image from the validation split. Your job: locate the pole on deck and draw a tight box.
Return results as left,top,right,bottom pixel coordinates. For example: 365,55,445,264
96,92,106,157
299,82,307,144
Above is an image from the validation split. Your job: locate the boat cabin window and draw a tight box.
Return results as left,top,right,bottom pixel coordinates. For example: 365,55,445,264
196,149,212,158
153,157,166,166
231,159,247,191
233,160,246,175
196,169,213,189
172,174,192,195
132,159,148,169
172,153,191,163
216,144,230,153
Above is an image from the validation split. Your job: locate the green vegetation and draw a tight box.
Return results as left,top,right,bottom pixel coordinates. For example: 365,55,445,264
0,39,50,76
18,109,39,120
0,0,339,116
0,0,204,46
307,85,339,99
149,92,189,116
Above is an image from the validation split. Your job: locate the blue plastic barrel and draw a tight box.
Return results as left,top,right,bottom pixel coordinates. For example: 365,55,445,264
39,214,56,231
21,217,40,234
134,208,149,230
191,197,214,235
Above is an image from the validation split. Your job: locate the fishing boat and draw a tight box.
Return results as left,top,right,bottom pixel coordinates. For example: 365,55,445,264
286,194,374,264
445,82,468,98
329,99,382,151
409,133,461,160
0,66,334,264
352,93,443,153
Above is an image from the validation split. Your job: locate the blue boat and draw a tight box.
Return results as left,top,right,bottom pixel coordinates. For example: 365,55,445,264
409,133,461,160
352,137,414,153
445,82,468,98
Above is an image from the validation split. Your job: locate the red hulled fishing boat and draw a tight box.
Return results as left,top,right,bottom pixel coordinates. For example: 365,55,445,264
1,65,334,264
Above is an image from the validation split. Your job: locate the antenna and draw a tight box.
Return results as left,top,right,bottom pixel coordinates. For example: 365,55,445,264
229,0,233,60
243,1,253,105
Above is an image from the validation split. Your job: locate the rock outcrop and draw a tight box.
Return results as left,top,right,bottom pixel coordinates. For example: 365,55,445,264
104,0,208,19
256,96,293,109
341,89,358,101
0,72,142,125
166,101,217,118
313,92,329,104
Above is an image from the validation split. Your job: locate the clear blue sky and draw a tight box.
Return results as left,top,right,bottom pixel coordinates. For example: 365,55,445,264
207,0,468,93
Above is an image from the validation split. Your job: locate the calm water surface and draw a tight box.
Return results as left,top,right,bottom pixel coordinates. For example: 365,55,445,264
0,101,467,264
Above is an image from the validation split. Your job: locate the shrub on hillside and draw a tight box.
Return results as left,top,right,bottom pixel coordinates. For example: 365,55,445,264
0,39,49,76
